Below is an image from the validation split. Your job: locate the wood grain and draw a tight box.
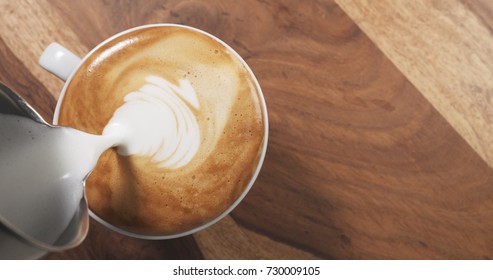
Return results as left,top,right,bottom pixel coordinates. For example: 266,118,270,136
0,0,86,101
1,0,493,259
336,0,493,170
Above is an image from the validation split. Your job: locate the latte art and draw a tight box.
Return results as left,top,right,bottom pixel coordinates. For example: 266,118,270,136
103,75,200,169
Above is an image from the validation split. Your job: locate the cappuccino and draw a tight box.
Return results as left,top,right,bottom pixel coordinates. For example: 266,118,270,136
57,26,266,236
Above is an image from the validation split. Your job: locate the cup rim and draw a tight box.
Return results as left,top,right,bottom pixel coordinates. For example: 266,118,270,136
53,23,269,239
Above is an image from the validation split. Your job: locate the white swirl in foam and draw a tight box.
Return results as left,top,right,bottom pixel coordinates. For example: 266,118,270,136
103,75,200,169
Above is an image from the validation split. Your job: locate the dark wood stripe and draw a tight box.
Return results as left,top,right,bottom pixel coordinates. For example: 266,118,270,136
0,37,56,123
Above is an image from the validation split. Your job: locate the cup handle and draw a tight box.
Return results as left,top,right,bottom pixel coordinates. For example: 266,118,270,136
38,43,81,81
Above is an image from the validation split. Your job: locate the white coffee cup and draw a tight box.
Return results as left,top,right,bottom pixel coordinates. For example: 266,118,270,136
39,24,269,240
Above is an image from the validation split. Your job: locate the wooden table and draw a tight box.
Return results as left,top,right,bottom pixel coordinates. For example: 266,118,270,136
1,0,493,259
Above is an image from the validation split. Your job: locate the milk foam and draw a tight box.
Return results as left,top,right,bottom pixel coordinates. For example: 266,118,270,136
0,114,115,245
103,75,200,169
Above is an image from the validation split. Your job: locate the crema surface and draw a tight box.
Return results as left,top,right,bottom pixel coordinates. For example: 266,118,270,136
58,26,266,235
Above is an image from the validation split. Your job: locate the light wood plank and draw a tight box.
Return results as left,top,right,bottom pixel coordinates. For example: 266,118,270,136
336,0,493,170
194,216,318,259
